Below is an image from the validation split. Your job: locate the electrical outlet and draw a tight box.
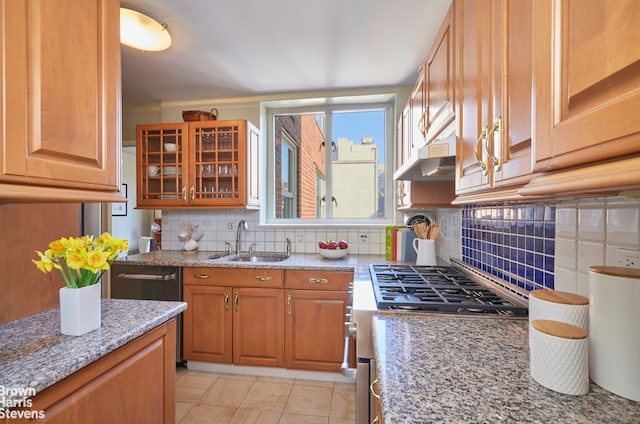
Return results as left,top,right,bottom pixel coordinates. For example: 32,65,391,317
296,233,305,243
617,248,640,268
226,222,234,230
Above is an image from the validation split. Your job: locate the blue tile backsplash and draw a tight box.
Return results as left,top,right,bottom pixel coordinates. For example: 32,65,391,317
461,204,555,291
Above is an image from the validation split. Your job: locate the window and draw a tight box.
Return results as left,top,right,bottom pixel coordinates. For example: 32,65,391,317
264,95,395,224
279,132,297,218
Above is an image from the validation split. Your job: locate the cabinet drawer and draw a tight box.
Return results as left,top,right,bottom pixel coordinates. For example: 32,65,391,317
285,270,352,291
183,267,283,288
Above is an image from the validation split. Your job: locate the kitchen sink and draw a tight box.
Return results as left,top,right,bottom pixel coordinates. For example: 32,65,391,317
227,253,289,263
207,252,231,260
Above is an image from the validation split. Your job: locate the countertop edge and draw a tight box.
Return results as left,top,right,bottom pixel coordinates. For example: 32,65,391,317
371,313,640,424
0,299,187,407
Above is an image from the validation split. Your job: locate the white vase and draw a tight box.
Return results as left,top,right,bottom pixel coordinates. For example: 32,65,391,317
59,282,102,336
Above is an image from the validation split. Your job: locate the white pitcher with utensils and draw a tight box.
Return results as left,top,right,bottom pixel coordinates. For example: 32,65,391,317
412,238,437,265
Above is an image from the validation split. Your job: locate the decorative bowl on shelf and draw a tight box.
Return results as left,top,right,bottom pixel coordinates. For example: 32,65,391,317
319,247,348,259
164,143,177,152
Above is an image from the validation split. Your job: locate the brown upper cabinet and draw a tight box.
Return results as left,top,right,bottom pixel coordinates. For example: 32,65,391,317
423,6,455,143
455,0,534,197
520,0,640,196
401,5,455,163
0,0,123,202
532,0,640,171
136,120,259,209
395,4,457,209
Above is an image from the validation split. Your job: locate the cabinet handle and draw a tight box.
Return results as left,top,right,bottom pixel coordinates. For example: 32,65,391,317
181,186,187,200
190,186,195,200
396,181,406,206
370,378,381,400
417,111,426,138
255,276,272,281
287,295,292,314
309,278,328,284
418,107,430,137
224,292,229,311
485,117,502,172
474,128,488,175
194,273,210,279
234,293,239,312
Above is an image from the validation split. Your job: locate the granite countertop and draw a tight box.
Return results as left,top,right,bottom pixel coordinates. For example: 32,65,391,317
372,313,640,424
116,250,391,274
0,299,186,407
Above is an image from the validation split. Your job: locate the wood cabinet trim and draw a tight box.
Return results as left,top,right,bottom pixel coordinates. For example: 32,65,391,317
519,155,640,197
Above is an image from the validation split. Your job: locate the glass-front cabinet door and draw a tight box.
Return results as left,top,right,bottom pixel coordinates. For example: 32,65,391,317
137,123,188,207
136,120,259,209
190,121,244,206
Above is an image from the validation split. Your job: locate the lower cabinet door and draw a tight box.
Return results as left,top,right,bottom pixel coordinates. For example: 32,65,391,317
233,287,284,367
285,290,348,371
183,285,233,363
16,321,176,424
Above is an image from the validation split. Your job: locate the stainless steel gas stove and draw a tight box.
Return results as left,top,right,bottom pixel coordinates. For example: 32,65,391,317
370,261,528,317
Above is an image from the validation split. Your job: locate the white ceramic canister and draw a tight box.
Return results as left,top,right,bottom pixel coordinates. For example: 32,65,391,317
530,319,589,396
529,290,589,330
589,266,640,402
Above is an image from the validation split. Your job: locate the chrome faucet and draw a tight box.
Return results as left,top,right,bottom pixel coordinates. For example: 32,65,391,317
286,238,291,256
235,220,248,254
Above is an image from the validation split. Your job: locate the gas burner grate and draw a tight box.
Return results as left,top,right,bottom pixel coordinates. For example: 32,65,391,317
369,264,528,317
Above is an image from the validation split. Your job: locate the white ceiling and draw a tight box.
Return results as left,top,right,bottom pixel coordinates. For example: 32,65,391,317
120,0,452,107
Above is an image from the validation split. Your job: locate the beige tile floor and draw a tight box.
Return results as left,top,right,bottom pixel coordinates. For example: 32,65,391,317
175,367,356,424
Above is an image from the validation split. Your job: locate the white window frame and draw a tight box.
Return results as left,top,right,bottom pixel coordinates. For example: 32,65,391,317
280,131,297,219
262,95,396,227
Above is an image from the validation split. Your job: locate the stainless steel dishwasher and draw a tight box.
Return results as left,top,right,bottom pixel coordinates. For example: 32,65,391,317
110,264,183,363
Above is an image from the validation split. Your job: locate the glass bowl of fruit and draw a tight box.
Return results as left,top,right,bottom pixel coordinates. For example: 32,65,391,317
318,239,349,259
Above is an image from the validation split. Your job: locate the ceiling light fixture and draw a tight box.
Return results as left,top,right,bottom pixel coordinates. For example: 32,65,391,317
120,7,172,52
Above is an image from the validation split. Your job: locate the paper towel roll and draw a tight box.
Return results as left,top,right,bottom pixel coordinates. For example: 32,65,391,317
589,266,640,402
530,319,589,396
529,290,589,330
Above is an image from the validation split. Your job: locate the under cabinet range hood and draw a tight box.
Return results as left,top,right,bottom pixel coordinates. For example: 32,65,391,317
394,133,457,181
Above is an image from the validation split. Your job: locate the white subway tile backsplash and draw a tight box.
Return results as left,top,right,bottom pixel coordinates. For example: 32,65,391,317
555,238,577,270
578,207,605,242
577,241,606,274
575,272,591,298
607,206,640,245
554,266,578,293
556,207,577,238
157,195,637,298
159,209,383,256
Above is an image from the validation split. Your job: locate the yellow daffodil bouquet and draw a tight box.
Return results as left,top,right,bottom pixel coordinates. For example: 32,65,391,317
33,232,129,289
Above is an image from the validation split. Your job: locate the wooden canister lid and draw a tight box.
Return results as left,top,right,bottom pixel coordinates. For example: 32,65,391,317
589,266,640,279
529,289,588,305
531,319,587,340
